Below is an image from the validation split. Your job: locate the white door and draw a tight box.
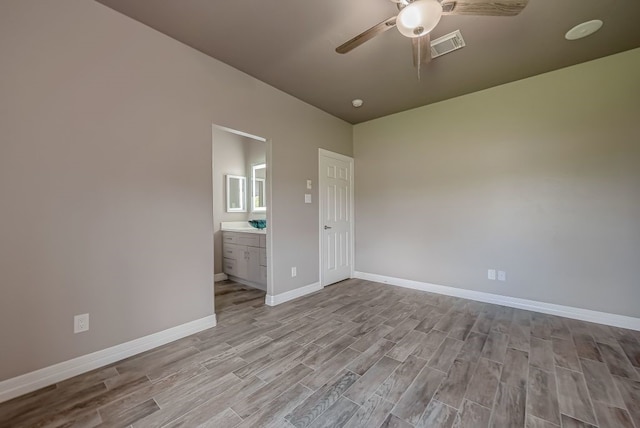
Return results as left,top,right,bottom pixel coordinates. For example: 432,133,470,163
319,149,354,287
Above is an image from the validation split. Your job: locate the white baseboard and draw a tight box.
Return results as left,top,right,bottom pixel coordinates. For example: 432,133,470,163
354,271,640,331
0,314,217,404
265,282,322,306
214,273,228,282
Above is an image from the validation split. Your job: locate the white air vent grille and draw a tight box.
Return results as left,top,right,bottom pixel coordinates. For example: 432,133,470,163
430,30,466,58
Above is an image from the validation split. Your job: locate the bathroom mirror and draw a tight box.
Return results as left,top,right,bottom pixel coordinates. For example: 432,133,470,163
226,175,246,212
251,163,266,212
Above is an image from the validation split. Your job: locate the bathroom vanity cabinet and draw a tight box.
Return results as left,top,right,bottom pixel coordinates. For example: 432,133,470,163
222,231,267,289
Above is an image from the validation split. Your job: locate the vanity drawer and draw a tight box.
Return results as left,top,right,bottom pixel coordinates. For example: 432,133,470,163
222,243,245,261
259,248,267,267
223,258,237,276
259,235,266,248
223,231,261,247
222,233,239,245
238,234,260,247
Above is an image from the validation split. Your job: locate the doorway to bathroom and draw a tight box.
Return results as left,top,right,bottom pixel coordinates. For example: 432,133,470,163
212,125,271,318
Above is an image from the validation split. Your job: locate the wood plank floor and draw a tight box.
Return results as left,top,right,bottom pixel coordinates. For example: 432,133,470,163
1,278,639,427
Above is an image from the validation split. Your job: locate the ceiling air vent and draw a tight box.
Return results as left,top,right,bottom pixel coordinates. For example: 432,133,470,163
430,30,466,58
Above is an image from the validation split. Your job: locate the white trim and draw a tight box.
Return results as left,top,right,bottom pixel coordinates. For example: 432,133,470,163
0,315,217,404
214,273,228,282
212,124,267,142
354,271,640,331
318,148,354,163
318,149,355,288
265,282,322,306
265,138,274,298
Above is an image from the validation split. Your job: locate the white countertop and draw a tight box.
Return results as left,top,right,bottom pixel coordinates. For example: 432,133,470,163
221,221,266,235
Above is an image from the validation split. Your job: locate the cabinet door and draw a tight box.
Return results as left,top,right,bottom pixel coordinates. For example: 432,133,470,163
259,266,267,284
247,246,261,283
238,247,249,279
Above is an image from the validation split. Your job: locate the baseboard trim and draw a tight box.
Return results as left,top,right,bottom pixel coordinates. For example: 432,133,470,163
214,273,228,282
265,282,322,306
354,271,640,331
0,314,217,404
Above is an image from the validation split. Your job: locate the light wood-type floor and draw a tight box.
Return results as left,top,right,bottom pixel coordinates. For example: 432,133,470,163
1,279,639,427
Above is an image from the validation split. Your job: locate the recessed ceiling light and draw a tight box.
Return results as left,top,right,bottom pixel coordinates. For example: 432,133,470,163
352,99,364,108
565,20,603,41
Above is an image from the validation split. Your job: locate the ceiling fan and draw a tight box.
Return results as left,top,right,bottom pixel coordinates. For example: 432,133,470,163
336,0,529,68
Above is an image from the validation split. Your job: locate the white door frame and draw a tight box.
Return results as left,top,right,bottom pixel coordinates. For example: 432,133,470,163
318,148,355,288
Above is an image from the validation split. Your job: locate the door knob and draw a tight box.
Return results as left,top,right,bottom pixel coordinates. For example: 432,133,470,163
324,225,332,230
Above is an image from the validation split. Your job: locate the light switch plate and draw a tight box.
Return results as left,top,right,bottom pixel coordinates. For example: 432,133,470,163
306,180,312,189
498,271,507,281
488,269,496,280
305,194,312,203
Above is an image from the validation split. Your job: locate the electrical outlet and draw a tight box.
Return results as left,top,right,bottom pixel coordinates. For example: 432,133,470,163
488,269,496,280
498,271,507,282
291,267,297,277
74,313,89,334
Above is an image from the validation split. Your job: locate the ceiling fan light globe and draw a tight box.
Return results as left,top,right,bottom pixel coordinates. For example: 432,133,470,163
396,0,443,38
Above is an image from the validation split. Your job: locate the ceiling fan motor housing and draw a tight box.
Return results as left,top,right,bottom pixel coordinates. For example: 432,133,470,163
396,0,444,38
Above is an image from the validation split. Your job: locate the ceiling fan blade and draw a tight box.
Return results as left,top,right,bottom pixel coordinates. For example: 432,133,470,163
336,16,397,54
412,34,431,67
441,0,529,16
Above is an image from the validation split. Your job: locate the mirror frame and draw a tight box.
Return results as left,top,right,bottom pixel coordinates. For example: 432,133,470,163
251,163,267,212
226,174,246,212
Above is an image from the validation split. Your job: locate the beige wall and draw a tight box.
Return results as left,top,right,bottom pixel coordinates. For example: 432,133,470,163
354,48,640,318
212,129,266,274
0,0,351,381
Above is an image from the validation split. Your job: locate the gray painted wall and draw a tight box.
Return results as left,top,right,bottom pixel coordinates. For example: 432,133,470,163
0,0,351,381
354,48,640,318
